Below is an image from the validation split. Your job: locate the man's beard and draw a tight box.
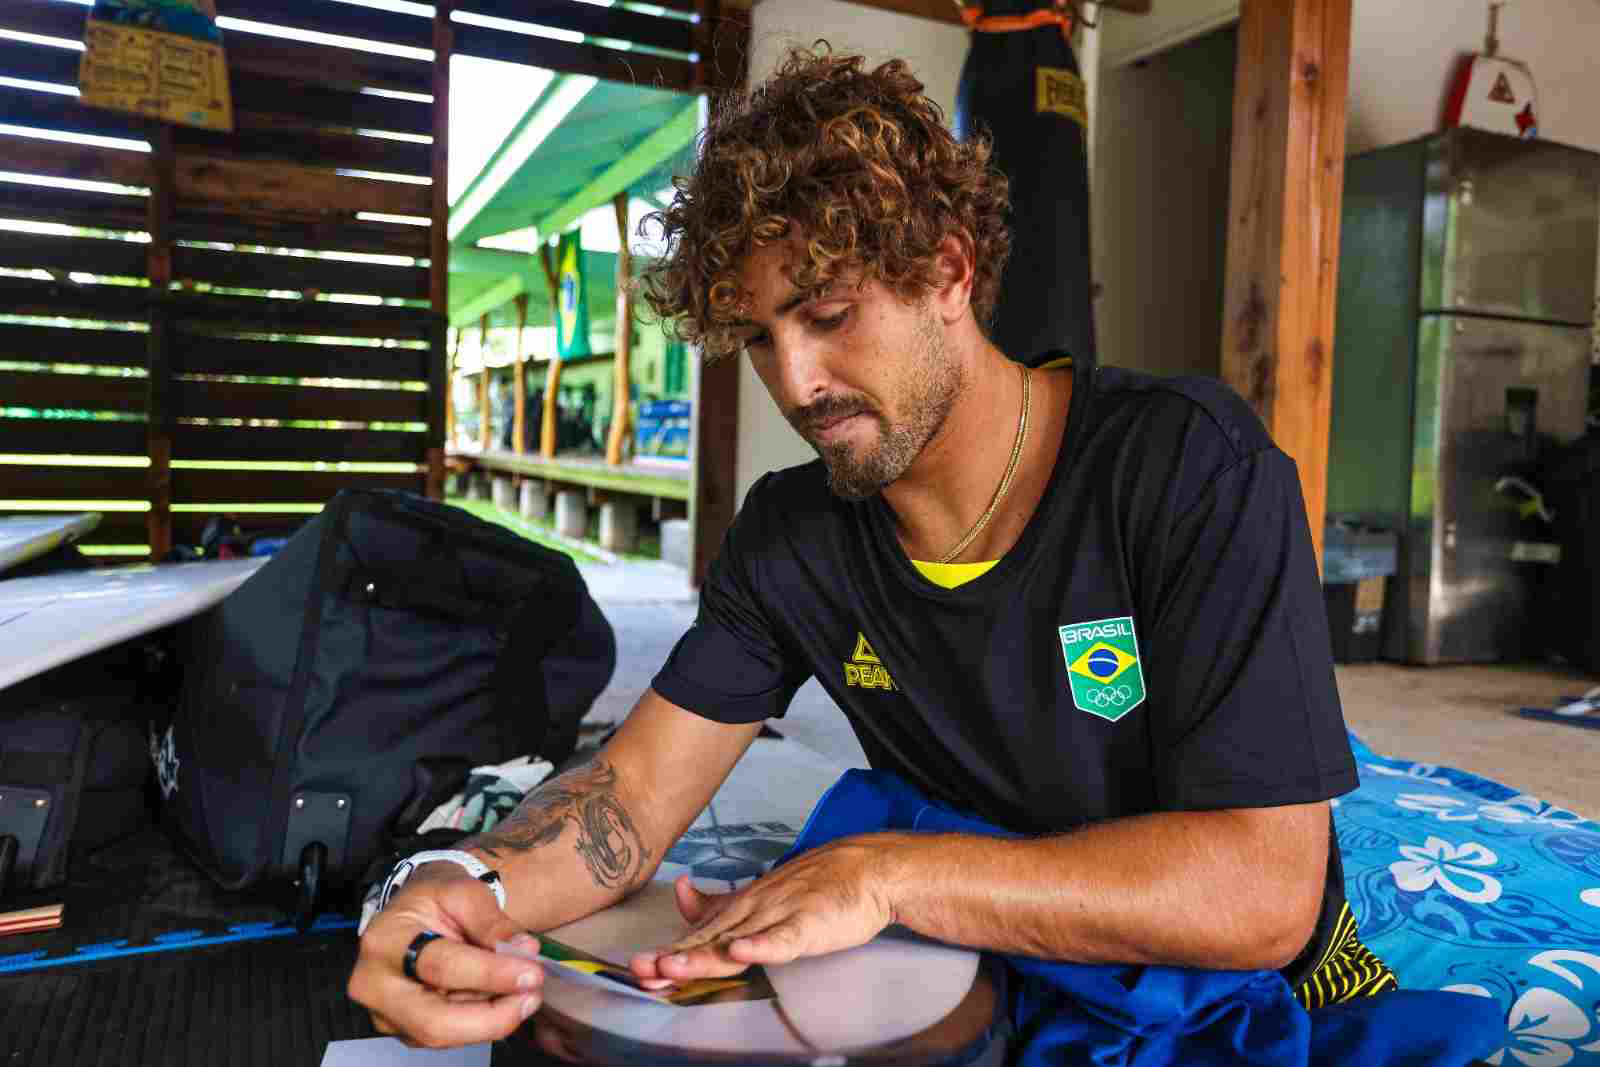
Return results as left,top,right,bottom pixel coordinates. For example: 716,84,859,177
795,311,962,501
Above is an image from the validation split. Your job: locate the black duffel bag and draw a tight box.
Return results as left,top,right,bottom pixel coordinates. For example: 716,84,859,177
157,490,584,922
0,639,174,898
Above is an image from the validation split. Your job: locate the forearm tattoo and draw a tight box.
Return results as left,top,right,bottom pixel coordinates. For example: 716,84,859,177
460,759,651,891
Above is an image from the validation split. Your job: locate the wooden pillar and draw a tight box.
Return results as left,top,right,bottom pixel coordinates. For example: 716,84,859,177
512,293,529,454
145,122,174,560
445,325,462,448
692,356,739,587
477,313,491,452
426,0,454,499
605,192,632,467
1220,0,1352,567
687,0,747,585
538,243,563,459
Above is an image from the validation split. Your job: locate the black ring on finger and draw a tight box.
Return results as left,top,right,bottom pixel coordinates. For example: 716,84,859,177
403,930,445,984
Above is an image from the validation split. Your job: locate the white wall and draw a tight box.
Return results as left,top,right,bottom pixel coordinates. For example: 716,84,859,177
733,0,972,506
1098,0,1600,158
1091,26,1236,378
1347,0,1600,156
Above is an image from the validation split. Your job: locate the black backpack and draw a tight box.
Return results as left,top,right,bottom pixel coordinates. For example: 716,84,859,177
157,490,584,922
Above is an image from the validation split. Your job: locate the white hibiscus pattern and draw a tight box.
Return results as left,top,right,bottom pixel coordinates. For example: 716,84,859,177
1365,761,1446,782
1446,952,1600,1065
1394,792,1585,826
1390,836,1503,903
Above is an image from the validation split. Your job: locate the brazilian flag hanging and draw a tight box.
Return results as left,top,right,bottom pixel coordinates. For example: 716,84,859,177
554,231,591,359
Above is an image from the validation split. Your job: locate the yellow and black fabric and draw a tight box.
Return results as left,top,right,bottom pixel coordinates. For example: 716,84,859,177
1294,901,1399,1010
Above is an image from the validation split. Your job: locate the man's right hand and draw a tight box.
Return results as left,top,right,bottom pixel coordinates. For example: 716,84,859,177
347,864,545,1049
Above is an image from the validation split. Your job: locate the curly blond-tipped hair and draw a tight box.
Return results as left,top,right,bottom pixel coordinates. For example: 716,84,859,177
639,44,1012,360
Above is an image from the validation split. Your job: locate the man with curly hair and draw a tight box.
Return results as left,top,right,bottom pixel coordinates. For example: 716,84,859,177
350,46,1392,1053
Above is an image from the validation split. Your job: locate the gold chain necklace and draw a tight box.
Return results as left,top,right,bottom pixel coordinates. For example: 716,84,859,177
937,362,1030,564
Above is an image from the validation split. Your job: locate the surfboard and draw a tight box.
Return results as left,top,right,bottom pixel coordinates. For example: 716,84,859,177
0,558,263,692
511,735,994,1064
530,878,990,1064
0,514,102,575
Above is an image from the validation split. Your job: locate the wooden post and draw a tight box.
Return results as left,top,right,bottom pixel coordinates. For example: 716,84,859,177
512,292,529,454
605,192,632,467
692,356,739,587
146,122,175,560
445,325,462,448
1220,0,1351,567
426,0,454,499
538,242,563,459
478,312,491,452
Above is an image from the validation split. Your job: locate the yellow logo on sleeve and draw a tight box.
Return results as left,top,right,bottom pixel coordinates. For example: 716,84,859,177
844,633,897,691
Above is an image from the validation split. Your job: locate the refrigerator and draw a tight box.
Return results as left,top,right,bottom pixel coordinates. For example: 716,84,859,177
1327,128,1600,664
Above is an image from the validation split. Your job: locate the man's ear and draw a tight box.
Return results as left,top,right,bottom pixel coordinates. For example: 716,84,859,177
931,231,977,325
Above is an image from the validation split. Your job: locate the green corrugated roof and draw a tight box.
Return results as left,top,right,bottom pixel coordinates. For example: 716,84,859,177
446,75,699,327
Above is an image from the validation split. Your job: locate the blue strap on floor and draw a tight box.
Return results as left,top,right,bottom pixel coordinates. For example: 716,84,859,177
0,914,356,974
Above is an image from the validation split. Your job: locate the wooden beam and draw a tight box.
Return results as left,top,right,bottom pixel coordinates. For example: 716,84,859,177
429,0,454,500
1220,0,1351,567
606,193,633,467
446,326,462,447
538,243,563,459
692,356,739,587
451,274,527,330
147,122,175,562
512,292,529,455
0,132,150,190
174,153,432,218
531,101,700,240
478,313,492,452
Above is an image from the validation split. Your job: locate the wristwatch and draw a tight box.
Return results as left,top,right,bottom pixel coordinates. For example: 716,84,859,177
379,849,507,912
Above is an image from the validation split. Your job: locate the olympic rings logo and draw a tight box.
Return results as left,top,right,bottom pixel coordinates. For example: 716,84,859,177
1085,685,1134,708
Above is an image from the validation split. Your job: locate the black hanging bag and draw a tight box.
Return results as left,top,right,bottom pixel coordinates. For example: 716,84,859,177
158,490,584,922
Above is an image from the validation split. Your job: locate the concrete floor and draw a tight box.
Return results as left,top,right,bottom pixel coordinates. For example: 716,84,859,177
582,561,1599,823
1337,660,1600,821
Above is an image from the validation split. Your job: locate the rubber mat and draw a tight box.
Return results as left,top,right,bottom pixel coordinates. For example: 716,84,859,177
0,827,356,975
0,932,374,1067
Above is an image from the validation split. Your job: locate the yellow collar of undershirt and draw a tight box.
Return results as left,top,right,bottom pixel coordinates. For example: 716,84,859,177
910,559,1000,589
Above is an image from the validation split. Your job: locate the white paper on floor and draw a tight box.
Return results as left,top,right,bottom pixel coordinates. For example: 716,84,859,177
319,1037,490,1067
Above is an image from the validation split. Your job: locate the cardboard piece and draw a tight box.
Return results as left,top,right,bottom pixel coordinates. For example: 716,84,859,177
78,1,233,132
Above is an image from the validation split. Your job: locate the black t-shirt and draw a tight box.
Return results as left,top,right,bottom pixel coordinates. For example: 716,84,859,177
653,361,1360,982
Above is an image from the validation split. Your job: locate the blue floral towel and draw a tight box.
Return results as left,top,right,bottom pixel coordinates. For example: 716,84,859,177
1341,733,1600,1066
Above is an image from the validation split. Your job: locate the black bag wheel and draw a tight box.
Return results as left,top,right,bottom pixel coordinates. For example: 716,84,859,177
292,841,326,931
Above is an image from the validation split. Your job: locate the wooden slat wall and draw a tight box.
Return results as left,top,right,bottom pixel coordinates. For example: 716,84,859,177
0,0,739,563
0,0,441,560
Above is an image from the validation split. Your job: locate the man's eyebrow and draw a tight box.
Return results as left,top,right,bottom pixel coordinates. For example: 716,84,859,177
731,288,835,329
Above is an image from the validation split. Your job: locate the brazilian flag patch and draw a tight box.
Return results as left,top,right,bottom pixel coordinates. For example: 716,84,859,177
1058,616,1146,722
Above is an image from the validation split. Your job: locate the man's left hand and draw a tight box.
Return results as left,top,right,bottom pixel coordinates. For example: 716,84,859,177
629,834,901,980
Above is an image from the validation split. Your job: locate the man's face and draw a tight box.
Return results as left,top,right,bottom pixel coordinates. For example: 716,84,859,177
732,238,963,500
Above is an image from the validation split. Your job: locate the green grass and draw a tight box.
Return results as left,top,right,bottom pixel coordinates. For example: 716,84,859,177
446,496,607,564
446,496,663,565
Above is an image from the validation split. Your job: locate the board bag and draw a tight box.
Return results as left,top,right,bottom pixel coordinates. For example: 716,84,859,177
157,490,585,914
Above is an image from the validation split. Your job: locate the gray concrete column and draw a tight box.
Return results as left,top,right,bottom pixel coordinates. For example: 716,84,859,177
554,489,588,539
660,518,691,571
598,500,639,554
519,480,548,523
491,475,515,511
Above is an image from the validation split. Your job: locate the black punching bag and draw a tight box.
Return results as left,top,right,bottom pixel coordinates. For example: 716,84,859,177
955,4,1096,368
